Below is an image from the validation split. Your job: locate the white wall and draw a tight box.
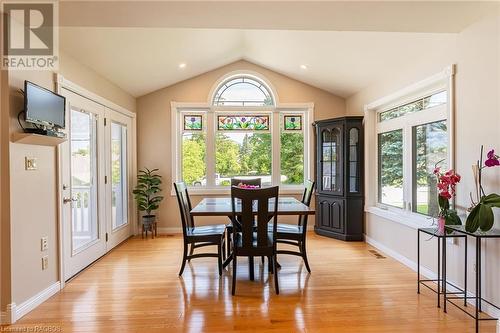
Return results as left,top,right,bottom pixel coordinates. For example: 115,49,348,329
347,13,500,315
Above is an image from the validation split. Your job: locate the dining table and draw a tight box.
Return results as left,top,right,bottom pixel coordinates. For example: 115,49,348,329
190,196,315,272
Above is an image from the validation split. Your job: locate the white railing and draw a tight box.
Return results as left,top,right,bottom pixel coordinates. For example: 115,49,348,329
72,186,93,236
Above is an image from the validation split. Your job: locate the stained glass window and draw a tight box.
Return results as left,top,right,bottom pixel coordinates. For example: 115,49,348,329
184,115,202,131
213,76,274,106
284,115,302,131
217,115,269,131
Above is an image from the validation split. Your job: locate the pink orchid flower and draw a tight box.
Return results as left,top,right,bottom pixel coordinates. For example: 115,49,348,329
485,149,500,167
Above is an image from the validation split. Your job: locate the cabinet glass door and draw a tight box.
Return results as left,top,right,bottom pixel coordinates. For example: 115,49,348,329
321,130,332,191
331,127,342,194
348,127,360,193
320,125,343,194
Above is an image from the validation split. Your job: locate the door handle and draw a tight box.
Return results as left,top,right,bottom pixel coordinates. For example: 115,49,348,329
63,197,77,204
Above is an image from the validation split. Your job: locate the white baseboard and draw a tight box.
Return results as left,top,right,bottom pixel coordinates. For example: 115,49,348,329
365,235,500,323
157,227,182,234
11,281,61,323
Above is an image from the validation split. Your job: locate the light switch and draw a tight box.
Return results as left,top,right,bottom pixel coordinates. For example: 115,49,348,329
25,157,37,170
41,256,48,270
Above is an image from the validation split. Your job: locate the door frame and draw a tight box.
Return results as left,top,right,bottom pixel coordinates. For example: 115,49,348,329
55,74,137,289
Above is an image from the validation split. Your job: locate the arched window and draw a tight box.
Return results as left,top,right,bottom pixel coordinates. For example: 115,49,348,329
212,75,274,106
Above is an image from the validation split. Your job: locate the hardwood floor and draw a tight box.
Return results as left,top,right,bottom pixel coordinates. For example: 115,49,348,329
9,232,496,332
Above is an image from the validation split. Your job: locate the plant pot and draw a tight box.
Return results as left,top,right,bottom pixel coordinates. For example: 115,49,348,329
142,215,156,225
438,217,445,234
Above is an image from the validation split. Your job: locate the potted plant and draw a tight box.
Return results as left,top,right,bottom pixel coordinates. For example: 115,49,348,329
133,168,164,227
466,146,500,232
433,164,462,233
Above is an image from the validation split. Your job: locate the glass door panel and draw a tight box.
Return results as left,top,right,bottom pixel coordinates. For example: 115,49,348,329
111,122,128,230
349,128,359,193
331,127,342,194
321,129,332,190
70,109,98,252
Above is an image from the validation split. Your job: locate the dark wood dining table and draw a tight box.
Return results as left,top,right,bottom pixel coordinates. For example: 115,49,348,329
190,197,315,217
190,196,315,272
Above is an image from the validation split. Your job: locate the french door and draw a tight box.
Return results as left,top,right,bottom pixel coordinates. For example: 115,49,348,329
61,89,132,281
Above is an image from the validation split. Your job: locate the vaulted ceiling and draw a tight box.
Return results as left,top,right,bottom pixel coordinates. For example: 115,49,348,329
58,1,495,98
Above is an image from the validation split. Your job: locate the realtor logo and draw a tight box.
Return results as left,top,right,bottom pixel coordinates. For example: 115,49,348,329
1,0,59,70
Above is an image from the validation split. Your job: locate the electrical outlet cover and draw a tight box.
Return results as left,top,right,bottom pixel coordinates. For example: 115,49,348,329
25,157,37,170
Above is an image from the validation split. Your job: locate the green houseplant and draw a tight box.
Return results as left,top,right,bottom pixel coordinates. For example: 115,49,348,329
133,168,164,225
466,147,500,232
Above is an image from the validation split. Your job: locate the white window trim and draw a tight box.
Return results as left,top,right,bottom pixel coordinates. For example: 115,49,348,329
171,101,314,196
364,64,456,228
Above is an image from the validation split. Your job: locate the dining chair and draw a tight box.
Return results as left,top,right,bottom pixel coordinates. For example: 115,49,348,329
174,182,226,276
230,186,280,295
225,177,262,257
273,180,315,273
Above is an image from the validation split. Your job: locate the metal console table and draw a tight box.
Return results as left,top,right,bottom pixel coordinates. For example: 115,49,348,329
444,225,500,333
417,227,467,308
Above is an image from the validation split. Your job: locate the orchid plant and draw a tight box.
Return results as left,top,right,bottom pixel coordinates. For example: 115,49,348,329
466,146,500,232
433,165,462,229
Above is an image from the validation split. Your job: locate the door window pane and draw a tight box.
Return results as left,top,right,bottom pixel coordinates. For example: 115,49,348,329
71,110,98,251
215,132,272,186
413,120,448,216
378,129,404,208
111,122,128,230
182,133,206,186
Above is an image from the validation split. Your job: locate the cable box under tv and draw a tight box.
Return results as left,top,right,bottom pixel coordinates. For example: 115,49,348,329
24,128,66,138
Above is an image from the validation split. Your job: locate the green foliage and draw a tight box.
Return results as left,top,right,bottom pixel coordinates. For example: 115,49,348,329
466,194,500,232
378,130,403,187
182,134,206,185
280,133,304,184
181,131,304,185
132,168,163,215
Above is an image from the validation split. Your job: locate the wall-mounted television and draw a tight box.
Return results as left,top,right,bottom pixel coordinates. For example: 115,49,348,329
24,80,66,129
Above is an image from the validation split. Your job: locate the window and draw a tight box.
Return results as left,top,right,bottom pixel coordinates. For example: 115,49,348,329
174,73,312,191
376,90,449,216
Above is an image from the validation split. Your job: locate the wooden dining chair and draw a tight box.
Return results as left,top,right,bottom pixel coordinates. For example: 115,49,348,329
230,186,280,295
273,180,315,273
174,182,226,276
225,177,262,257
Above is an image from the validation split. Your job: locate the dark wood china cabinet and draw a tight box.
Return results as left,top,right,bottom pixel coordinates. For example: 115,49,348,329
313,116,364,241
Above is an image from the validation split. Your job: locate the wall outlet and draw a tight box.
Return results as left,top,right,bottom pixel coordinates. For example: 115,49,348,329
41,237,48,251
25,157,37,170
41,256,48,270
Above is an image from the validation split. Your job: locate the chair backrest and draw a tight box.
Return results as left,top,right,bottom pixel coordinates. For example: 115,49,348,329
231,186,279,252
174,182,194,237
230,177,262,188
298,180,315,227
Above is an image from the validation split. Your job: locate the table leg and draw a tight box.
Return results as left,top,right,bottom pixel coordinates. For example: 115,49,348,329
443,232,447,313
464,237,468,307
249,256,255,281
475,238,479,333
478,238,482,313
417,230,420,294
437,235,441,308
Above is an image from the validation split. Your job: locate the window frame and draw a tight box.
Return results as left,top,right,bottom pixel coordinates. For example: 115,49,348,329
365,65,456,226
171,72,314,195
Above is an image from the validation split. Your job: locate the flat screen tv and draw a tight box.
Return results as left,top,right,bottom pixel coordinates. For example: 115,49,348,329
24,80,66,129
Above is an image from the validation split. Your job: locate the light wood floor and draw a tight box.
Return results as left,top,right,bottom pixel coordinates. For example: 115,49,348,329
9,232,496,332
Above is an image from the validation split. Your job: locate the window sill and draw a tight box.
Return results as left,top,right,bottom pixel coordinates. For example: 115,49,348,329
365,206,435,230
170,186,305,197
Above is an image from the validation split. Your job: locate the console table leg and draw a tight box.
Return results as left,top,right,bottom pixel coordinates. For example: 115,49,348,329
417,230,420,294
475,238,479,333
437,236,441,308
464,237,467,307
443,234,447,313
